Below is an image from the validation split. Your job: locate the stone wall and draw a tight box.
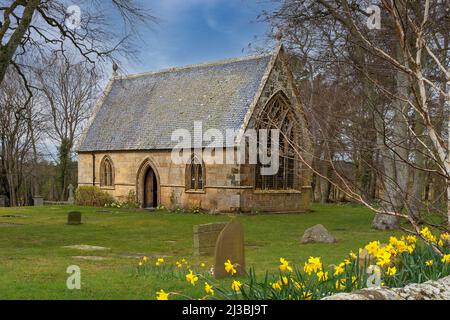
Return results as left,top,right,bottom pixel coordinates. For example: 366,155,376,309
78,149,310,213
322,276,450,300
193,222,228,256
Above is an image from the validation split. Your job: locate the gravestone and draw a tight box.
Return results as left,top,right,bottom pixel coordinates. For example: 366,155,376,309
33,196,44,206
67,211,82,225
0,195,6,207
68,184,75,204
193,222,228,256
213,219,245,278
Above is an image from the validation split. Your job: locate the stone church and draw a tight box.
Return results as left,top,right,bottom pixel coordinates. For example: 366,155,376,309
77,45,312,213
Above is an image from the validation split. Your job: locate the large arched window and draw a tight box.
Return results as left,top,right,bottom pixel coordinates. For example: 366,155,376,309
186,154,205,191
100,156,115,187
255,91,296,190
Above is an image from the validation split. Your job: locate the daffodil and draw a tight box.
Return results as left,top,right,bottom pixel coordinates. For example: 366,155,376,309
375,250,391,267
224,259,237,275
204,282,214,295
317,271,328,282
279,258,293,272
200,263,206,268
292,279,303,290
303,292,312,300
365,241,380,256
334,263,345,276
231,280,242,292
335,279,346,291
142,256,148,263
420,227,437,243
272,282,282,290
156,289,169,300
386,266,397,276
406,235,417,244
138,261,143,267
425,260,433,267
442,254,450,263
303,256,322,274
176,261,183,268
349,251,357,260
441,233,450,241
186,270,199,286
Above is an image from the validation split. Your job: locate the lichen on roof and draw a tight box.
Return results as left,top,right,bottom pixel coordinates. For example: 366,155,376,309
78,53,273,152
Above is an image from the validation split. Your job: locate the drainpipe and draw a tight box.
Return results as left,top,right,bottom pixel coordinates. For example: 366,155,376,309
92,153,96,186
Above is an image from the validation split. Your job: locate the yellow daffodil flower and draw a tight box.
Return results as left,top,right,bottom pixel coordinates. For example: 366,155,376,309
317,271,328,282
365,241,380,256
204,282,214,295
335,279,346,291
156,289,169,300
272,282,282,290
442,254,450,263
186,270,199,286
279,258,293,272
224,259,237,275
420,227,437,243
303,256,322,275
334,263,345,276
231,280,242,292
425,260,433,267
386,266,397,276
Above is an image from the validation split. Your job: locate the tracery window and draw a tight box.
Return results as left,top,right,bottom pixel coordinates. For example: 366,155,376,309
186,154,205,191
100,156,114,187
255,92,296,190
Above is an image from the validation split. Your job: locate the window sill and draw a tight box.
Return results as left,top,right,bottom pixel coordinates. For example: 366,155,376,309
100,186,115,191
253,189,301,194
185,189,206,194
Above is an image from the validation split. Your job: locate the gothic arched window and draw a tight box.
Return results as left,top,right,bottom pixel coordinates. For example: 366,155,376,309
100,156,114,187
186,154,205,191
255,91,296,190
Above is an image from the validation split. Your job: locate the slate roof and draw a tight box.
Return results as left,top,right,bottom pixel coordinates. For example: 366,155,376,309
77,53,274,152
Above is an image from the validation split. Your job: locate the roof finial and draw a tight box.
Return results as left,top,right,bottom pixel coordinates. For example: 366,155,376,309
275,31,283,43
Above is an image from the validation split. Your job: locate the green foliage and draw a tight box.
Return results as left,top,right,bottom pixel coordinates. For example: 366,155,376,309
74,186,115,207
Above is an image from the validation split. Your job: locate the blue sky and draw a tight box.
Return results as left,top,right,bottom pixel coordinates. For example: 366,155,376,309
122,0,278,73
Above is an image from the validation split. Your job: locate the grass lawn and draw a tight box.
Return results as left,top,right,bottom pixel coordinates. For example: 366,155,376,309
0,203,403,300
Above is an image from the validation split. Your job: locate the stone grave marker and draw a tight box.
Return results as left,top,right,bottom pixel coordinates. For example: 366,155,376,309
68,184,75,204
193,222,228,256
67,211,82,225
33,196,44,206
213,219,245,278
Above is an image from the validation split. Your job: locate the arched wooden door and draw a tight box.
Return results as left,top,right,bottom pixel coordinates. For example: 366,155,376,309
143,166,158,208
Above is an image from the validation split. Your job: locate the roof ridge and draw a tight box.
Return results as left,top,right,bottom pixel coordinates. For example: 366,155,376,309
116,52,274,80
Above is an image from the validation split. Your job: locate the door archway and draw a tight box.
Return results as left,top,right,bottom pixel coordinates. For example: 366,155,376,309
136,158,160,208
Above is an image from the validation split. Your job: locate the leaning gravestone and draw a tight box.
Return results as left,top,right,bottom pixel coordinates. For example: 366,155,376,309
193,222,228,256
301,224,337,244
213,219,245,278
67,211,82,225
